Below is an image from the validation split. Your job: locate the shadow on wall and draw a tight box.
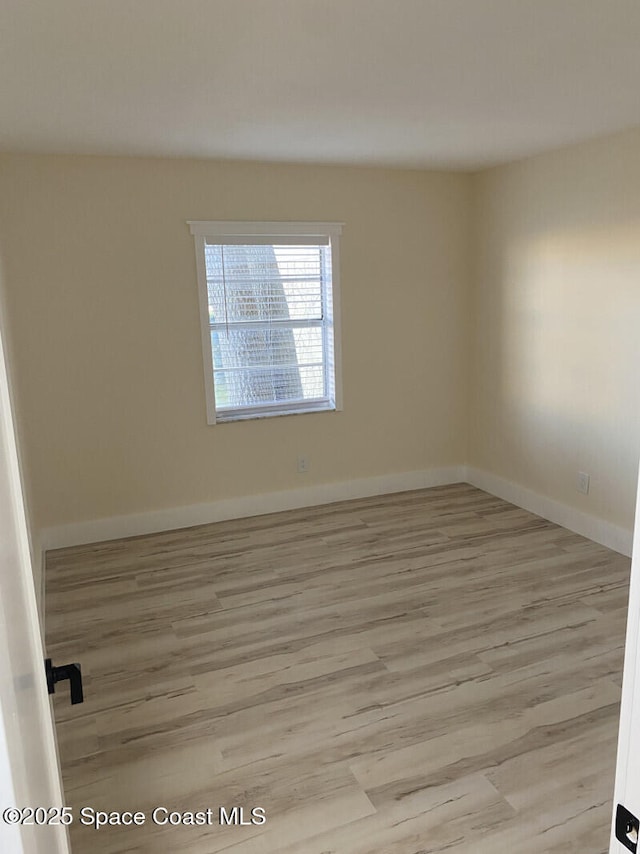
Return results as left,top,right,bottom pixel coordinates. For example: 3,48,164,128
488,222,640,527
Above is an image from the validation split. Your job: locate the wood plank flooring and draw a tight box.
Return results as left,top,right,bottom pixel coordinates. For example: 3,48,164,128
45,483,631,854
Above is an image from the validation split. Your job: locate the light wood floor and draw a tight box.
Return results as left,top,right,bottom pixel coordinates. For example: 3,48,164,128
46,483,631,854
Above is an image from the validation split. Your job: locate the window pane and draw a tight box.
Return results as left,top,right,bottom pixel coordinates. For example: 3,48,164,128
205,244,324,324
210,326,325,408
214,365,325,409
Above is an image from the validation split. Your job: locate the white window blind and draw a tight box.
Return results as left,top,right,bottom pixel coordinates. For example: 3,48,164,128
189,222,343,423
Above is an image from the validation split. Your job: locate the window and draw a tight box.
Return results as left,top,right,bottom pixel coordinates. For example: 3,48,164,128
188,221,343,423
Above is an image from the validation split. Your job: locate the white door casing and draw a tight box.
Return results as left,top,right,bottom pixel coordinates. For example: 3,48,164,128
0,299,69,853
610,462,640,852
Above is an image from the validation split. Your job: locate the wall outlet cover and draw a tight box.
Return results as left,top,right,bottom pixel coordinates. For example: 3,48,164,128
577,472,590,495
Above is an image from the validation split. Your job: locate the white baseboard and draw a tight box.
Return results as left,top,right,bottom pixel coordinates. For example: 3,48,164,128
41,466,466,551
464,466,633,557
40,464,633,557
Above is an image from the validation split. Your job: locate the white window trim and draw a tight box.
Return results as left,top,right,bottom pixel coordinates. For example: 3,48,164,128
188,220,344,425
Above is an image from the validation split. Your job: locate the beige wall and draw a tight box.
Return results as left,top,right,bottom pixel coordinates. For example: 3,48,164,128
0,154,471,533
4,131,639,548
470,128,640,531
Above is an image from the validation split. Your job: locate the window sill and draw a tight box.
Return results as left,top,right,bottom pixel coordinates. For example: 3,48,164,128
214,404,338,424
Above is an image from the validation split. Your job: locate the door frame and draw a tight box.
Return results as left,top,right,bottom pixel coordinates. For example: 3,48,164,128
0,290,69,854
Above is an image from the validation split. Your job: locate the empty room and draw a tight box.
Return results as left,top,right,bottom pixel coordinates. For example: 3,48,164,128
1,2,640,853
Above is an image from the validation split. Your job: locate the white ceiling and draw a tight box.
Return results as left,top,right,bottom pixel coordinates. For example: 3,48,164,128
1,0,639,170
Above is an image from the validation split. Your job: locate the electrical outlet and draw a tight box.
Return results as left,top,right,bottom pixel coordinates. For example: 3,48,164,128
297,455,310,474
577,471,590,495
